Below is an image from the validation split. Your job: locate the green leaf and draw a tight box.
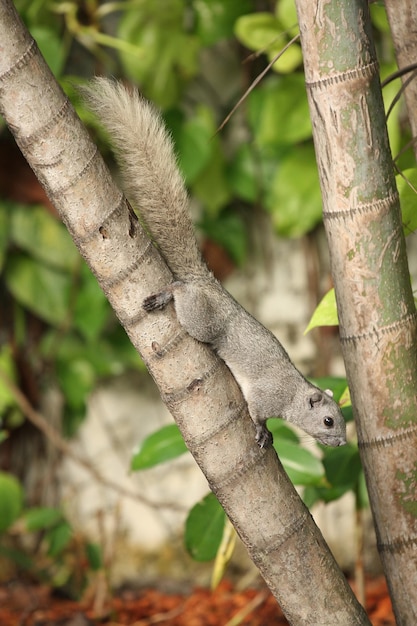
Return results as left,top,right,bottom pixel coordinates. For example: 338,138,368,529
268,44,302,74
185,493,226,561
46,521,72,557
85,542,103,571
248,75,312,146
274,439,325,486
57,358,96,411
31,26,65,77
0,544,33,570
266,144,322,237
195,0,252,45
193,143,232,216
228,144,259,203
0,344,18,415
0,431,9,444
235,13,284,53
73,264,110,341
0,472,23,532
267,419,300,443
199,212,247,266
305,288,338,334
5,255,71,326
10,204,78,272
24,507,64,531
275,0,298,32
355,470,369,510
397,169,417,235
322,443,362,490
117,1,199,108
175,107,214,184
131,424,188,471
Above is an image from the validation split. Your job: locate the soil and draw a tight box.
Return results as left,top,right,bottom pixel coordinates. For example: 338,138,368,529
0,577,395,625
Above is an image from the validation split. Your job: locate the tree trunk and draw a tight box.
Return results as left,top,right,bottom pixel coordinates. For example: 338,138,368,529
0,1,371,623
295,0,417,623
385,0,417,160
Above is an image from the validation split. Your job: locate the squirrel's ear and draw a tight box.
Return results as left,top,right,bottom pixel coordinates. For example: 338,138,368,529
324,389,334,398
309,392,322,407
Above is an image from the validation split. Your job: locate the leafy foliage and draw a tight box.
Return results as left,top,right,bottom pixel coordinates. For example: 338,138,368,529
1,0,416,594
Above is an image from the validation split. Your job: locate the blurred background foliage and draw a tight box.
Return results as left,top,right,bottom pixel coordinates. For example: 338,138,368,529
0,0,416,595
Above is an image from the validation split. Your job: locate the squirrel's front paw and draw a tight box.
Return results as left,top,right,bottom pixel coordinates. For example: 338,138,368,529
255,424,273,449
143,289,173,312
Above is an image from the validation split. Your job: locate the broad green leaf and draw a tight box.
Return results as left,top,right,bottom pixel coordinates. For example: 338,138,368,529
381,64,402,158
24,507,63,531
228,144,259,203
46,521,72,557
370,3,390,33
175,107,214,184
0,344,18,415
397,169,417,235
322,443,362,490
118,1,199,108
275,0,298,32
274,439,324,486
249,75,312,146
193,141,231,216
73,264,109,341
85,542,103,571
268,44,302,74
199,212,247,266
235,13,283,52
131,424,188,470
267,419,300,443
185,493,226,561
57,358,96,411
0,472,23,532
305,288,338,334
31,27,65,77
266,144,322,237
356,470,369,510
338,386,351,408
5,255,71,326
303,483,354,506
10,204,78,272
195,0,252,45
0,431,9,444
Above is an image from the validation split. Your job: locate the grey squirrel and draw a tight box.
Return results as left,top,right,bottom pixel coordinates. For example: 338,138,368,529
84,78,346,449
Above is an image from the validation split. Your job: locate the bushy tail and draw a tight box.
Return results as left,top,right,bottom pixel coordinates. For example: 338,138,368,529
83,77,208,281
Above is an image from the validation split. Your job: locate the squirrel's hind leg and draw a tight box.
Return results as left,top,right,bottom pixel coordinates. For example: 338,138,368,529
255,423,273,449
142,282,182,311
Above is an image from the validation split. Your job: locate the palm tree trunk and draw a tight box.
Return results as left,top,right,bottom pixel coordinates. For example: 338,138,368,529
295,0,417,623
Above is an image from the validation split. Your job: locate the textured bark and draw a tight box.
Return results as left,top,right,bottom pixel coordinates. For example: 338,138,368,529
385,0,417,160
295,1,417,623
0,1,372,623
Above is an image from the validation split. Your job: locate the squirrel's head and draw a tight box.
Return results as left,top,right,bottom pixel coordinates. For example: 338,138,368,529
284,387,346,447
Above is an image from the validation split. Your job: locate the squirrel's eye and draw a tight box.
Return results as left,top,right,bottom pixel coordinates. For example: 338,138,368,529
324,417,334,428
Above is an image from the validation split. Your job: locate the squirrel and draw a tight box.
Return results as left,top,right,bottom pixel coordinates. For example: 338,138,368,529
84,78,346,449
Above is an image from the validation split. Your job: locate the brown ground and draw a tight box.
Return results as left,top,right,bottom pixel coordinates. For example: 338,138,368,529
0,577,395,625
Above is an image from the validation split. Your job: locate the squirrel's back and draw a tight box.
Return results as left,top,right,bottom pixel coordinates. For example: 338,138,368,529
84,78,208,281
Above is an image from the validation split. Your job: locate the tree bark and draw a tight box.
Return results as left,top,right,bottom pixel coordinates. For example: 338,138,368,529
295,0,417,623
385,0,417,160
0,0,371,623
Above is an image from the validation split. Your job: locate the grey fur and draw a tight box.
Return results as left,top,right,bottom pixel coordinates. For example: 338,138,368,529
84,78,346,448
